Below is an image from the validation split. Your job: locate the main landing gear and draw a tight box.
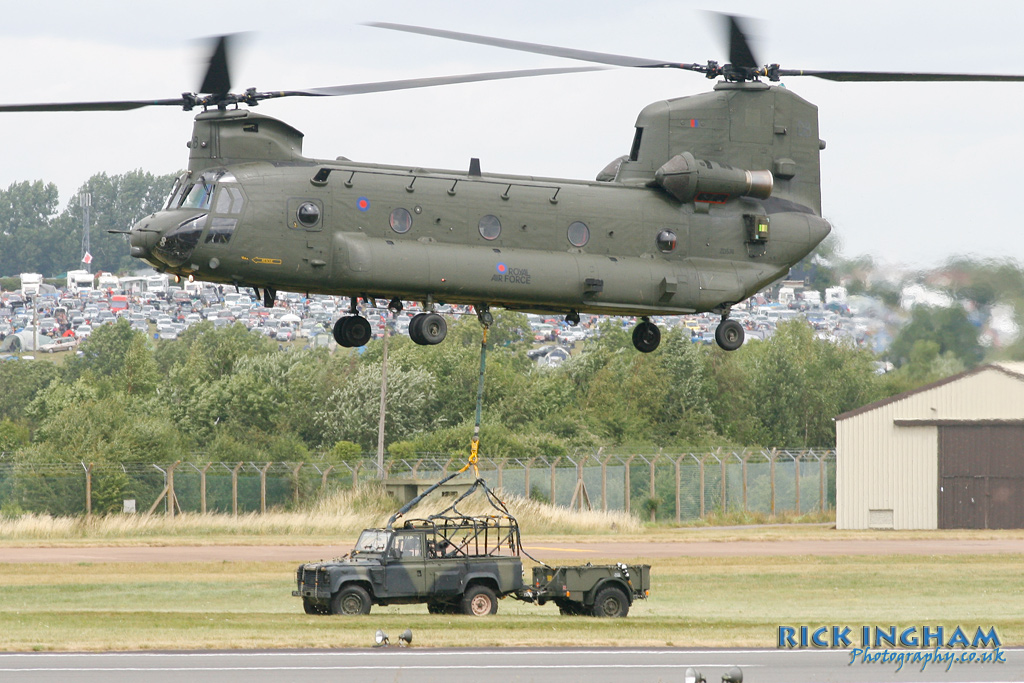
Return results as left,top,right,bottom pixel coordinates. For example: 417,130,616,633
333,295,373,348
714,316,745,351
631,317,661,353
409,312,447,345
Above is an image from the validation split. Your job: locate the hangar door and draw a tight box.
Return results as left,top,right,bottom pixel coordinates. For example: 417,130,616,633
938,425,1024,529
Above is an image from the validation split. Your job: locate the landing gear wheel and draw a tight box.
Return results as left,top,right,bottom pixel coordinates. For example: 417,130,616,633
331,585,372,616
565,310,580,326
460,585,498,616
632,320,661,353
715,318,745,351
591,586,629,618
419,312,447,344
333,316,372,348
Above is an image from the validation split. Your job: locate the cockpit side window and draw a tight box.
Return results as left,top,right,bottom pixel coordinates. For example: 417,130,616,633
181,179,214,210
165,174,188,210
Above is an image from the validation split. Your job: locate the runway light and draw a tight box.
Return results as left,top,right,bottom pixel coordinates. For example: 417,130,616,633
721,666,743,683
684,667,705,683
398,628,413,647
374,629,389,647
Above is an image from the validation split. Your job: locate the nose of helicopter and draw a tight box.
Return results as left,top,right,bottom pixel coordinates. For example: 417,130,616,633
809,215,832,247
128,215,161,260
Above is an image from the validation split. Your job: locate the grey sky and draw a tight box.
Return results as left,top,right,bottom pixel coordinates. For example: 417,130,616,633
1,0,1022,268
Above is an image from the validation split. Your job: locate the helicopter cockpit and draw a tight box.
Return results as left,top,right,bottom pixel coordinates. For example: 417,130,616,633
143,170,246,269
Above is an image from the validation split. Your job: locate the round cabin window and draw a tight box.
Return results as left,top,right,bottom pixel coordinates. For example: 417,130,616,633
297,202,321,227
656,230,677,253
390,207,413,234
567,221,590,247
479,214,501,240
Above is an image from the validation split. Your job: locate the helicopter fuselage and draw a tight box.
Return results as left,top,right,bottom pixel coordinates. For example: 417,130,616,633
130,81,831,351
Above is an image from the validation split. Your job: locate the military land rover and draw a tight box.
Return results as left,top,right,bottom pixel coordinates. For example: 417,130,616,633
294,515,524,616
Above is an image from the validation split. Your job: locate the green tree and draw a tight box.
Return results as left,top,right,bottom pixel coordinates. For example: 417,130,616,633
0,180,61,277
888,305,983,369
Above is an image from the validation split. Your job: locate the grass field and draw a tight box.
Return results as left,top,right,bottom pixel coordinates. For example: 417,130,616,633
0,551,1021,651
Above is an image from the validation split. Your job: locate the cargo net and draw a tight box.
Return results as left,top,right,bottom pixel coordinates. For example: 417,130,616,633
393,478,522,558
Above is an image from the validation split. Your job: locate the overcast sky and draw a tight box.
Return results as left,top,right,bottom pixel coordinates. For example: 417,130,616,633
1,0,1023,269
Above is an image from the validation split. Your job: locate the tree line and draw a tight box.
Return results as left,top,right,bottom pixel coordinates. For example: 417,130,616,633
0,311,960,513
0,171,178,278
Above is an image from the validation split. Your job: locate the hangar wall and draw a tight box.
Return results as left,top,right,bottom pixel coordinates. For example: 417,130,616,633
836,363,1024,530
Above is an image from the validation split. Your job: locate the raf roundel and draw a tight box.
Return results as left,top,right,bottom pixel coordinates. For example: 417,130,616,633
356,197,370,212
496,262,507,274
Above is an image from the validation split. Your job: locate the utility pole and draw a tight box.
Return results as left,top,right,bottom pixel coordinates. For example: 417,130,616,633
80,192,91,272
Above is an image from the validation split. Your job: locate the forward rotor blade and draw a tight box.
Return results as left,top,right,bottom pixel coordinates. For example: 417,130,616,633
366,22,688,69
777,69,1024,82
270,66,607,98
199,35,232,96
726,15,758,69
0,98,188,113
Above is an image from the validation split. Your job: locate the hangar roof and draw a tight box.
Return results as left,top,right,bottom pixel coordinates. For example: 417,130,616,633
835,362,1024,423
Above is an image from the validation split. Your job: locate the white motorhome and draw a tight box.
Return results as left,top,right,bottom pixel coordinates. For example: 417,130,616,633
20,273,43,296
67,269,95,294
96,272,120,292
145,274,169,294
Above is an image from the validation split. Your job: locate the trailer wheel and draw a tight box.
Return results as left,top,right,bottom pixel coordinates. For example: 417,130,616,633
461,585,498,616
331,585,372,616
591,586,629,618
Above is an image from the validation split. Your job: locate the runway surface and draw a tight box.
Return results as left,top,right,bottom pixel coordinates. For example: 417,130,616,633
0,647,1020,683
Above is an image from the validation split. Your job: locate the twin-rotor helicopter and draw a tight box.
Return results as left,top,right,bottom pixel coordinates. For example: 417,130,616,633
4,17,1022,352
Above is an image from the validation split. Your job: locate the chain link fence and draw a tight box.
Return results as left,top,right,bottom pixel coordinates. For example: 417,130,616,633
0,448,834,521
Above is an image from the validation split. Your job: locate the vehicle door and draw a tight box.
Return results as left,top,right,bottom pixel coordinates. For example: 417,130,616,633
384,531,427,596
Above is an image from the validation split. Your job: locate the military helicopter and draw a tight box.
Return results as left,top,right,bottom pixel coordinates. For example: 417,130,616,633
3,17,1021,352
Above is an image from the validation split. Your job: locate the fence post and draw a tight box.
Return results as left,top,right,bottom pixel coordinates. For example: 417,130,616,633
699,455,706,519
741,452,749,513
260,462,272,514
321,465,334,495
649,455,658,522
719,448,727,514
794,452,801,514
292,462,303,506
201,463,211,514
549,456,560,506
769,448,777,517
232,462,242,516
601,454,613,512
674,456,684,523
83,462,93,517
624,455,636,515
524,458,534,499
167,461,179,518
819,451,827,512
497,459,504,491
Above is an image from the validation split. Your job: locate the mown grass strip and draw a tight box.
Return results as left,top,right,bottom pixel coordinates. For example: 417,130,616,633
1,554,1020,651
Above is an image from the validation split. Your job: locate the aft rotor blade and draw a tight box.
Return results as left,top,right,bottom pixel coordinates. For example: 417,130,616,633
778,69,1024,82
366,22,692,70
0,98,188,112
270,66,607,98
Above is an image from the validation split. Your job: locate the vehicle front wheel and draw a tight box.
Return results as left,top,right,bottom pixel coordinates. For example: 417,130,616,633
460,585,498,616
331,585,372,616
591,586,629,618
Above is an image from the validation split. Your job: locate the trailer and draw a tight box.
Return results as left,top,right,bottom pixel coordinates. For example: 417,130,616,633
519,563,651,617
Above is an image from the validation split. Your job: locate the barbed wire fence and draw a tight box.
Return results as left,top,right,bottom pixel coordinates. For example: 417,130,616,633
0,448,834,521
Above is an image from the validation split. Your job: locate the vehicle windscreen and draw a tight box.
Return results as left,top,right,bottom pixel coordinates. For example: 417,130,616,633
354,529,391,553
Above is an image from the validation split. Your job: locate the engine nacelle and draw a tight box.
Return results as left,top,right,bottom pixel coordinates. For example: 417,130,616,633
654,152,773,204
